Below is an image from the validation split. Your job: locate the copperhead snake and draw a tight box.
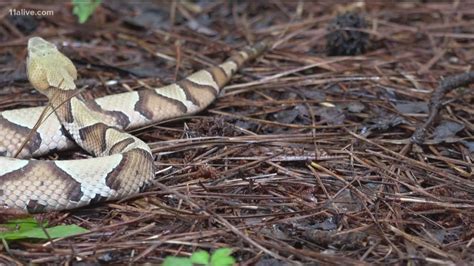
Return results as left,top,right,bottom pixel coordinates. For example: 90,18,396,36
0,37,268,213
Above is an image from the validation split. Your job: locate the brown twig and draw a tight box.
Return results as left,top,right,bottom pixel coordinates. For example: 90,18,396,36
411,71,474,144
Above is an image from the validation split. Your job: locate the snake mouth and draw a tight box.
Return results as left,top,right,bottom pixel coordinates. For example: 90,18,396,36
26,37,78,92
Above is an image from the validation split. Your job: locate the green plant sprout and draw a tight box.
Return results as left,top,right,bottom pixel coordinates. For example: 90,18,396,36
162,248,236,266
72,0,102,24
0,217,88,241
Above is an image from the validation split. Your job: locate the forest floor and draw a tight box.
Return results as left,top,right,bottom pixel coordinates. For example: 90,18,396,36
0,1,473,265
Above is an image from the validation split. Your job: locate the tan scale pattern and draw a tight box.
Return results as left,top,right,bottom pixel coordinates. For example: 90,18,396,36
0,107,72,158
0,116,42,157
0,160,82,212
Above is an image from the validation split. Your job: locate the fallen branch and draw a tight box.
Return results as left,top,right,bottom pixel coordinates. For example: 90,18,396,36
411,71,474,144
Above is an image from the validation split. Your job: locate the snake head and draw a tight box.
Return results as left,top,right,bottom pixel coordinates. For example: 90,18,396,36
26,37,78,94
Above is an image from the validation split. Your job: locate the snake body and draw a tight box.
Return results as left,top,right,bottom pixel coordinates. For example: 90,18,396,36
0,37,267,213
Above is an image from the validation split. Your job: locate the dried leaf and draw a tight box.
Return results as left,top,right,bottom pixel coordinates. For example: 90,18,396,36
432,121,464,142
394,101,428,114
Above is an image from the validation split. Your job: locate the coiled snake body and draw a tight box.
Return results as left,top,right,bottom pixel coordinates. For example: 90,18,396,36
0,37,267,213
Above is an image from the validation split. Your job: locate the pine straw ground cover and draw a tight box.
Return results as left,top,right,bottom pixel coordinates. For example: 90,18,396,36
0,1,473,265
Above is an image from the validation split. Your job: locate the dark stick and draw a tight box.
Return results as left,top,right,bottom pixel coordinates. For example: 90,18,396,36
411,71,474,144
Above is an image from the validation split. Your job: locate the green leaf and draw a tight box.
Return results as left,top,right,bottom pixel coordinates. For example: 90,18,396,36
211,256,236,266
211,248,233,258
210,248,235,266
0,218,88,241
190,250,210,265
72,0,102,23
160,248,236,266
2,218,43,230
162,256,193,266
